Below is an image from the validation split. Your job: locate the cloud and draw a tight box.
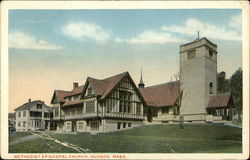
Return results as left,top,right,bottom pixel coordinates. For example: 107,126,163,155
9,31,62,50
61,21,110,43
161,18,241,41
115,31,187,44
228,14,242,29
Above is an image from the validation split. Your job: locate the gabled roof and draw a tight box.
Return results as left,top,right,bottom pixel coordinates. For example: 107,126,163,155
101,72,128,99
82,72,128,99
207,93,234,108
51,85,84,104
51,90,71,104
64,85,84,98
140,81,180,107
15,100,51,111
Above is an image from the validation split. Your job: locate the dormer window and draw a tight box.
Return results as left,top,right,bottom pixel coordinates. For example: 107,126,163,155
87,87,92,95
188,50,196,59
36,104,42,109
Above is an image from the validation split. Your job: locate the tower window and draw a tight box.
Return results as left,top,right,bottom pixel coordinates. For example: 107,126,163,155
187,50,196,59
209,50,213,59
209,82,213,94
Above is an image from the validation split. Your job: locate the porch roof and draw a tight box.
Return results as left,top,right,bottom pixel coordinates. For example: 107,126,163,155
207,93,234,108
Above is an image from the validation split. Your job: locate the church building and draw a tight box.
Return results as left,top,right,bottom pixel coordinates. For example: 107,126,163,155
14,36,236,133
139,37,235,123
50,72,145,133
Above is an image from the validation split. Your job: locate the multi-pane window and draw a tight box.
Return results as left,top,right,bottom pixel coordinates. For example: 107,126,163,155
55,107,59,117
87,87,92,95
78,122,84,130
76,107,83,114
44,112,50,118
67,123,71,131
30,111,42,117
136,103,141,115
18,112,21,117
86,101,95,113
90,121,99,131
23,121,26,127
35,120,39,128
119,91,132,113
188,50,196,59
18,121,21,127
36,104,42,109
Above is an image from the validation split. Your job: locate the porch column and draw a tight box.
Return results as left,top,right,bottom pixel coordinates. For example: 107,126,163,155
48,121,50,130
94,100,97,112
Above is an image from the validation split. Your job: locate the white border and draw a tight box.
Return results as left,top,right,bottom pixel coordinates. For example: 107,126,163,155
1,1,249,159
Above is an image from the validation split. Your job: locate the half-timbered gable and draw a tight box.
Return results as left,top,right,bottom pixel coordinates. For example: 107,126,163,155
51,72,146,133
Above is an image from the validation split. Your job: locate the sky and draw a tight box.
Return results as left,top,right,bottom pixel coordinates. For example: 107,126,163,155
8,9,242,112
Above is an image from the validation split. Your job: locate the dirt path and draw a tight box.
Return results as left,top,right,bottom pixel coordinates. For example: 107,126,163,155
9,135,39,146
30,131,91,153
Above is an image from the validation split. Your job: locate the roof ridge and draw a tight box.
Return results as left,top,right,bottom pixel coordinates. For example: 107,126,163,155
102,71,128,81
143,81,179,89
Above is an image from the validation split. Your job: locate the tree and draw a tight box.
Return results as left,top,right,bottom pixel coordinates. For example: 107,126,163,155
230,68,242,111
217,71,230,94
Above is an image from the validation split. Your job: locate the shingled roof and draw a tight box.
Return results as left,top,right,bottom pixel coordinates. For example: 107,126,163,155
15,100,51,111
64,85,84,97
82,72,128,99
62,100,85,107
207,93,234,108
140,81,180,107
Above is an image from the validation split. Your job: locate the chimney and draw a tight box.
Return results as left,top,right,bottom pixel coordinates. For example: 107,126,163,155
73,82,78,89
29,99,31,103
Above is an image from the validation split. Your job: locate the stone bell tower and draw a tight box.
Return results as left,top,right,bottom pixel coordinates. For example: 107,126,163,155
180,37,217,121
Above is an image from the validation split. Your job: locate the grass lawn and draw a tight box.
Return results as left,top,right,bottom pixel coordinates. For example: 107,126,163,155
9,132,31,143
9,124,242,153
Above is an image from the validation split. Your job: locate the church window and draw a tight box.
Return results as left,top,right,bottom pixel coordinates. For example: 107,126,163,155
209,82,213,94
86,101,95,113
87,87,92,95
209,50,213,59
119,91,132,113
136,103,141,115
188,50,196,59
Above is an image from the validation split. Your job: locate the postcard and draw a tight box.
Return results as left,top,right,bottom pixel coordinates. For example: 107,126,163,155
1,1,249,159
